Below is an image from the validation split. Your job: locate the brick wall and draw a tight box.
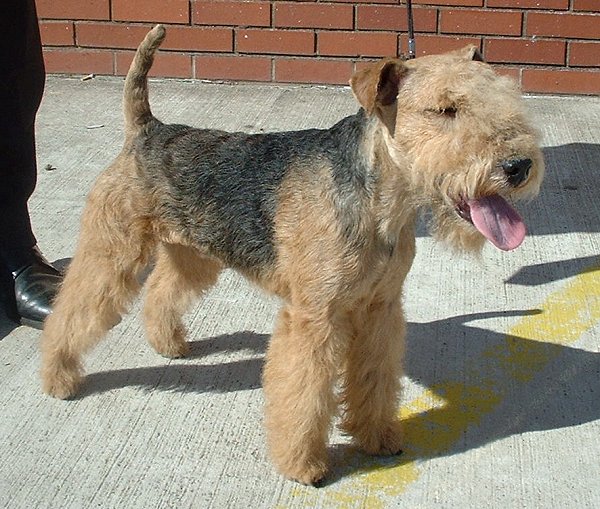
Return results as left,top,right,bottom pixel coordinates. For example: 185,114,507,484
37,0,600,95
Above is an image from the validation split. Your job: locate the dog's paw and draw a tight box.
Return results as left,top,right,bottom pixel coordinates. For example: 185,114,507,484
271,445,329,487
284,461,329,487
357,420,404,456
148,325,191,359
41,370,82,400
41,354,83,399
154,340,190,359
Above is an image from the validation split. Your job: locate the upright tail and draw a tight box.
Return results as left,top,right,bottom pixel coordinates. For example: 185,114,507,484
123,24,166,138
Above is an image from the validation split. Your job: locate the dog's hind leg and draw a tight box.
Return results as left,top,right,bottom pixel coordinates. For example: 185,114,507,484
40,164,154,399
143,243,222,358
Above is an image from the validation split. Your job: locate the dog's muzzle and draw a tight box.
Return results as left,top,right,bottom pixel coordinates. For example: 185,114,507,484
502,157,532,187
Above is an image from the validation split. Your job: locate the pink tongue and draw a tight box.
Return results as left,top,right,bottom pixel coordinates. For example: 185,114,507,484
468,195,526,251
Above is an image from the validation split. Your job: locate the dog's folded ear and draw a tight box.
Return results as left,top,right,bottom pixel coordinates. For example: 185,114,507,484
350,59,408,116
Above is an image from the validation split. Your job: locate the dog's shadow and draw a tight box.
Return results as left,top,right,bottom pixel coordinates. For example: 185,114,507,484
81,331,268,396
325,309,600,484
75,302,600,484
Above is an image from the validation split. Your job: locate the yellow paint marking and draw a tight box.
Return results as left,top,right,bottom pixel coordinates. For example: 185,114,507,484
288,260,600,508
489,264,600,383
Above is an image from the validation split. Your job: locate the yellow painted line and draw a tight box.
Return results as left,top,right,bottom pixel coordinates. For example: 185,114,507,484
287,259,600,508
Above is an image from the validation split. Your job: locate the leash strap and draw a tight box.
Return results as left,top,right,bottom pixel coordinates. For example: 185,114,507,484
406,0,416,59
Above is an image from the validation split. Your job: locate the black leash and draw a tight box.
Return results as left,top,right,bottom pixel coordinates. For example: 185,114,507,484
406,0,416,59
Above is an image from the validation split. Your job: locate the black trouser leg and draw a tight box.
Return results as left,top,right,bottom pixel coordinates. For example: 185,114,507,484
0,0,46,273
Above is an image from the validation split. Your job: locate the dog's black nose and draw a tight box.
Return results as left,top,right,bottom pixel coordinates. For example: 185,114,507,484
502,158,532,187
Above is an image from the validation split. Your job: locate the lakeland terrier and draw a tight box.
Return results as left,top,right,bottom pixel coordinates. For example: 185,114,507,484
41,25,544,485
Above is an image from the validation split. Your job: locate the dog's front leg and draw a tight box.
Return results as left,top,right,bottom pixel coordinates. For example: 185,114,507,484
262,305,342,486
339,300,405,456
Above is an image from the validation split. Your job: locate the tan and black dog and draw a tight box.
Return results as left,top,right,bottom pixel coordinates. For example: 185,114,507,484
41,25,544,485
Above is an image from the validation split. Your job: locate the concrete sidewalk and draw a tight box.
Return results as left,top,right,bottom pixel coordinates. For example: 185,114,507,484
1,75,599,508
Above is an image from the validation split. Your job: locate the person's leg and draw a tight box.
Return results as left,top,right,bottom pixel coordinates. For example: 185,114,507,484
0,0,62,329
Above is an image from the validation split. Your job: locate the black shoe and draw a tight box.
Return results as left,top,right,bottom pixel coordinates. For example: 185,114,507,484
8,250,62,330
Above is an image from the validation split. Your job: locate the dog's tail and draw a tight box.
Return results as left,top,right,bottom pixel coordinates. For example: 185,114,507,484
123,24,166,138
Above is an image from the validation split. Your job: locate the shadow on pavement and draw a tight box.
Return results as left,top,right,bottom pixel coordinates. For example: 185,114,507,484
328,309,600,482
69,306,599,484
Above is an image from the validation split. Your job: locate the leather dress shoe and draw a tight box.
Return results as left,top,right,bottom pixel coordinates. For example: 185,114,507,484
8,251,62,330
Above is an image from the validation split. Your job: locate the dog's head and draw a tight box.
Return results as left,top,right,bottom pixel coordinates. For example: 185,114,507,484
350,46,544,253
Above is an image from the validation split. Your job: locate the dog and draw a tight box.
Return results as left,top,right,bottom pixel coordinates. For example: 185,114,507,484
41,25,544,485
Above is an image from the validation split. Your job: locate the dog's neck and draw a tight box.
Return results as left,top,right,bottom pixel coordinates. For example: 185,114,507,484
367,119,418,249
325,109,417,253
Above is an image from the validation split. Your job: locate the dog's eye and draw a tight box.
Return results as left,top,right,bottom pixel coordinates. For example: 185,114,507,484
439,107,457,118
426,107,458,118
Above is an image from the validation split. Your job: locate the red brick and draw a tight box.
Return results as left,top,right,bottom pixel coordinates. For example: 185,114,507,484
112,0,189,24
522,69,600,95
526,12,600,40
441,9,523,36
357,5,438,32
329,0,396,3
237,29,315,55
484,38,566,65
492,65,521,83
194,55,272,81
413,0,482,5
569,42,600,67
400,34,480,57
159,26,233,52
42,48,113,75
318,31,397,58
274,58,352,85
36,0,109,20
40,21,74,46
486,0,568,8
116,51,192,78
274,3,353,29
76,23,233,52
193,1,271,27
76,23,152,49
573,0,599,11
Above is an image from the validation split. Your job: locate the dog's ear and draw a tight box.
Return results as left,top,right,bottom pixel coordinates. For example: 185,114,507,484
459,45,485,62
350,59,408,116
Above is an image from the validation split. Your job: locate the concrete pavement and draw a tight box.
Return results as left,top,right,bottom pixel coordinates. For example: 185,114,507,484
1,75,599,508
